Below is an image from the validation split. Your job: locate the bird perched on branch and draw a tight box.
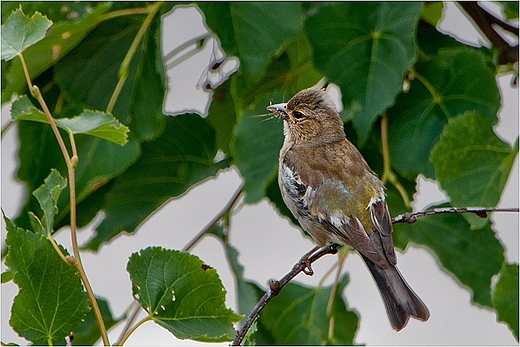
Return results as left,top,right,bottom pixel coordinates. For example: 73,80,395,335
267,87,429,331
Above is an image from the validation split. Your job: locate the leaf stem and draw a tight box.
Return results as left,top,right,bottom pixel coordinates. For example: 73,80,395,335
47,235,71,264
18,52,110,346
380,112,410,207
98,7,148,22
106,1,163,114
114,316,152,346
115,302,141,345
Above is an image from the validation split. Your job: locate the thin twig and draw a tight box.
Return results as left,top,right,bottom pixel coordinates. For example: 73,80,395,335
115,302,141,346
232,245,339,346
163,33,209,65
380,112,410,207
106,2,163,114
98,7,148,22
183,183,243,251
114,316,152,346
1,120,13,137
392,206,519,224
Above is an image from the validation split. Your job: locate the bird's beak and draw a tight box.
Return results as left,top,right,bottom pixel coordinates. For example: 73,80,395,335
267,103,289,120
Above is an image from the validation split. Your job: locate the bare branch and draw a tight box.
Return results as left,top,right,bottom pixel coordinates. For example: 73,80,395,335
392,207,519,224
232,245,339,345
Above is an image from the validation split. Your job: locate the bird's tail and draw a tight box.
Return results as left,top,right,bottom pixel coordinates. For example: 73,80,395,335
361,254,430,331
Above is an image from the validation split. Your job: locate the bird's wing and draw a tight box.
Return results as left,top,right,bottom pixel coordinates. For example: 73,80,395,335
369,198,397,265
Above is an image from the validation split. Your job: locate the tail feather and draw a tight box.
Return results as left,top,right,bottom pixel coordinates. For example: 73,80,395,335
361,254,430,331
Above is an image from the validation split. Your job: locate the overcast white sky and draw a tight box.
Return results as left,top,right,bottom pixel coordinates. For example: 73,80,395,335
1,2,518,345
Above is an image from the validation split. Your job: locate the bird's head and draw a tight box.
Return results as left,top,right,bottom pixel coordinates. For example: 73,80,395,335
267,88,345,146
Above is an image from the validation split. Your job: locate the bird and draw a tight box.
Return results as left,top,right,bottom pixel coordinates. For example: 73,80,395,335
267,87,429,331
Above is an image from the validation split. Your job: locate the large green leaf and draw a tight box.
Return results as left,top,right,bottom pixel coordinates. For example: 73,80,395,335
127,247,241,342
1,6,52,61
405,204,505,307
198,2,303,78
431,111,518,228
256,274,359,345
12,95,129,145
231,93,285,203
2,3,110,103
54,8,166,141
237,32,322,109
4,215,90,345
85,114,230,250
56,136,141,225
388,47,501,179
491,263,519,340
305,2,423,142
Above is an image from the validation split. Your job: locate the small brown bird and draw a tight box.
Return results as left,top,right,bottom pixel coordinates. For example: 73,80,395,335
267,87,429,331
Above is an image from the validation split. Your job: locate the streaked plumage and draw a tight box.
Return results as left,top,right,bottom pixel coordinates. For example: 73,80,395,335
268,87,429,331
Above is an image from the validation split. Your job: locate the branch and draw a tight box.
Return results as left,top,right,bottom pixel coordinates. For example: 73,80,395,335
232,244,339,346
392,206,519,224
232,206,519,345
457,2,518,65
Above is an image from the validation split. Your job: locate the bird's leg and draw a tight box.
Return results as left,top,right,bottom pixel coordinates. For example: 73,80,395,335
299,246,320,275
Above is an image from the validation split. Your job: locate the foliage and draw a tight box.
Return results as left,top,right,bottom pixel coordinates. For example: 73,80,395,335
1,2,518,345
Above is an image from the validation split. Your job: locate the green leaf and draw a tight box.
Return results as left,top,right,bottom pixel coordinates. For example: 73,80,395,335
197,3,236,55
231,93,285,203
421,2,444,27
54,10,166,141
1,7,52,61
127,247,241,342
12,95,129,145
72,297,122,346
237,32,322,109
11,95,129,146
85,114,230,250
2,3,110,103
4,215,90,345
405,204,505,307
500,1,519,20
1,270,14,284
305,2,423,142
32,169,67,236
199,2,303,77
14,119,140,233
207,79,237,155
492,263,519,340
256,274,359,345
14,121,63,229
388,47,501,178
431,112,518,228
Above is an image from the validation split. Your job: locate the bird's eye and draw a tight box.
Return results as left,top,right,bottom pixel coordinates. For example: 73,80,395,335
293,111,304,119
